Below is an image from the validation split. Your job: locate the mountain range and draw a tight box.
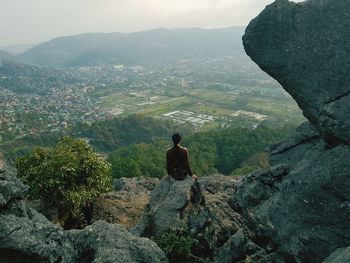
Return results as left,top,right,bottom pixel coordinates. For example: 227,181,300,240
18,27,245,68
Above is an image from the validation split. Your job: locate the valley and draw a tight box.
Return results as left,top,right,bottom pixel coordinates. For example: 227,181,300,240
0,56,304,145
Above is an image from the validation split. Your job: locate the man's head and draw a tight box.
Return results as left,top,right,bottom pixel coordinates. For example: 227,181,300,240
172,133,182,146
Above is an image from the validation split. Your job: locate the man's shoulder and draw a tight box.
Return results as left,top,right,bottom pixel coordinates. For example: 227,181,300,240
166,146,188,153
179,146,188,153
166,147,174,154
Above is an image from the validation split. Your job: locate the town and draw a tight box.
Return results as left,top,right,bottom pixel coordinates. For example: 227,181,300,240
0,59,303,143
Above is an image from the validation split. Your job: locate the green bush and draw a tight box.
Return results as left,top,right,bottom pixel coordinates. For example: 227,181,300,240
153,229,206,263
16,136,112,229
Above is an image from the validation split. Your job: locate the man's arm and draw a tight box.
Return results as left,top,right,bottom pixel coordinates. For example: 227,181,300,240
166,150,171,175
184,148,193,176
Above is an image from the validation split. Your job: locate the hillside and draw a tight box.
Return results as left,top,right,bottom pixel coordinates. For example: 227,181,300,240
0,60,80,94
19,27,245,68
0,115,193,161
108,124,295,179
0,50,16,61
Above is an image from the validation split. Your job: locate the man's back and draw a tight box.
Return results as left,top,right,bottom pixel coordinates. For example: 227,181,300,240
166,145,193,180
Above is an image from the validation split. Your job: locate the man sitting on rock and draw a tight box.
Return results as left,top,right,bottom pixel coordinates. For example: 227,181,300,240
166,133,197,181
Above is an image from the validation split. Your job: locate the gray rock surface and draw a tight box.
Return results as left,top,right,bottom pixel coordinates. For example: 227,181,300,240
243,0,350,145
132,175,287,262
236,0,350,262
323,247,350,263
113,177,159,192
233,131,350,262
0,168,168,263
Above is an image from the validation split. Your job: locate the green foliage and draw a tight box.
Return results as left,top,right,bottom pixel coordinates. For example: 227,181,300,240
76,115,193,152
184,125,294,175
108,125,295,177
108,141,167,179
153,229,197,263
210,125,289,175
1,132,62,161
1,115,192,162
16,136,112,229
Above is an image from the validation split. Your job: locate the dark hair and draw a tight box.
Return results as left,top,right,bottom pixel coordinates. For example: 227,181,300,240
172,133,182,145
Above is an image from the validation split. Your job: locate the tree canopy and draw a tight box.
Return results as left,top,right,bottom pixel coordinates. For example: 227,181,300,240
108,125,295,178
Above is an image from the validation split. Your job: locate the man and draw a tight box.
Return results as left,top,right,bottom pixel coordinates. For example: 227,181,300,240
166,133,197,181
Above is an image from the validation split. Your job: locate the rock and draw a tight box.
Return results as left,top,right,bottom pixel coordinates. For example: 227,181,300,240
0,168,168,263
113,177,159,192
132,175,280,262
323,247,350,263
93,177,159,229
132,176,206,237
238,1,350,261
67,221,167,263
235,124,350,262
266,122,321,168
0,166,28,207
93,192,150,229
243,0,350,146
213,229,247,263
232,164,290,211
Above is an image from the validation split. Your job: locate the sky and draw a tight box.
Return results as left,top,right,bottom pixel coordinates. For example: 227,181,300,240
0,0,303,46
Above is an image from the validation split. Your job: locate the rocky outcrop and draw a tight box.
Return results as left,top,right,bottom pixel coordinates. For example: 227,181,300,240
93,177,159,229
243,0,350,146
132,176,242,259
237,0,350,262
233,133,350,262
0,167,167,263
132,175,289,262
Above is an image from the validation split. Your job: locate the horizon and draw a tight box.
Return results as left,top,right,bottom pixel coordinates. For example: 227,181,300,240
1,25,246,49
0,0,304,47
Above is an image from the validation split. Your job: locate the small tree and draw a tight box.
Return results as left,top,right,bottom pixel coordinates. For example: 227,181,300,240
16,136,112,229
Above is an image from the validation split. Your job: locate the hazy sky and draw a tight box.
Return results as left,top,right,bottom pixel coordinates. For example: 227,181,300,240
0,0,303,46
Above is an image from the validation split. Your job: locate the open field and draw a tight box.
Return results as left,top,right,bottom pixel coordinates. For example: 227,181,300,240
91,71,305,131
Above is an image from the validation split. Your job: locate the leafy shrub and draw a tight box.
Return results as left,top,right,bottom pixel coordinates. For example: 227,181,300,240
16,136,112,229
153,229,205,263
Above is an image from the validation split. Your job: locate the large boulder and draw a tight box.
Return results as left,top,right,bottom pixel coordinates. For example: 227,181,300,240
0,167,168,263
243,0,350,146
237,0,350,261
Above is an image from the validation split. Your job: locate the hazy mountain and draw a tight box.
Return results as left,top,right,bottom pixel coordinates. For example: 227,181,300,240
0,50,16,62
19,27,246,68
0,60,80,94
1,43,39,55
